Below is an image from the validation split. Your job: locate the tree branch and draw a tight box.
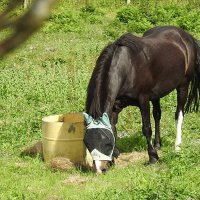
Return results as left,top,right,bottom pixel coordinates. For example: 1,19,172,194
0,0,57,58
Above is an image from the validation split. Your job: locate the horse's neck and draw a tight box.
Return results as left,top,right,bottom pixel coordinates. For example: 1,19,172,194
102,79,121,116
88,83,118,118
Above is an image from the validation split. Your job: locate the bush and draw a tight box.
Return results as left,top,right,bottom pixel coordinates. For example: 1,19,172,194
42,5,104,33
127,18,152,33
107,3,200,36
117,6,141,24
43,11,82,33
80,5,104,24
104,19,127,39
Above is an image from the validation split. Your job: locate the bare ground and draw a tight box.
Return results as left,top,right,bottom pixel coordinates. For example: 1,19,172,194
115,151,147,167
20,141,148,172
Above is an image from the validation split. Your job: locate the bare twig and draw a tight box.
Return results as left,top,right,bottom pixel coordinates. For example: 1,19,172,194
0,0,57,58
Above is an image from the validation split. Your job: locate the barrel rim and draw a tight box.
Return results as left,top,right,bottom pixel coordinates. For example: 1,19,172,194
42,113,84,124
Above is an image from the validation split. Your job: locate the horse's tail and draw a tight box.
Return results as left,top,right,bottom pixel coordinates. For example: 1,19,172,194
86,42,117,118
185,39,200,112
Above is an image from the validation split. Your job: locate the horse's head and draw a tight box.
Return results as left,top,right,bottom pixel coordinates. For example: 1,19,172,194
83,112,116,174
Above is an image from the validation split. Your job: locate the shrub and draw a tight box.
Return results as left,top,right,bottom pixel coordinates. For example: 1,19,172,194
43,12,81,33
108,3,200,36
80,5,104,24
127,18,152,33
116,6,141,24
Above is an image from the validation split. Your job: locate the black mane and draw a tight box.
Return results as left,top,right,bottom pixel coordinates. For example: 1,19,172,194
86,42,115,118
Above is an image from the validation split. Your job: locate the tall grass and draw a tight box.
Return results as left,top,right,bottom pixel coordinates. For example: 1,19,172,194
0,0,200,199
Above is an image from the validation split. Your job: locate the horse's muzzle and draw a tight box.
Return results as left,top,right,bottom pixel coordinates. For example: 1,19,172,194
93,160,113,174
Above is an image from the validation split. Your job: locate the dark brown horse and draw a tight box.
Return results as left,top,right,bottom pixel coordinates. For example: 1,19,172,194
83,26,200,173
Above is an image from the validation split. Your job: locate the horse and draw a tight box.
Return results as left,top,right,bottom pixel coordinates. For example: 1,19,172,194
83,26,200,174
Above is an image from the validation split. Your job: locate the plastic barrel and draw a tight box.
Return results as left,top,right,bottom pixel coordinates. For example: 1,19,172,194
42,113,86,163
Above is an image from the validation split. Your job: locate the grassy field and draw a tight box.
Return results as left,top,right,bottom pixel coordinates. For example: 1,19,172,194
0,1,200,199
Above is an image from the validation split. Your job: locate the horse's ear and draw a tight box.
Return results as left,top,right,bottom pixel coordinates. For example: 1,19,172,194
101,113,111,126
83,112,92,125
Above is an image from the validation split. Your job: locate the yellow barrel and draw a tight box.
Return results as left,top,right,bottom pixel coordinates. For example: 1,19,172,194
42,113,86,162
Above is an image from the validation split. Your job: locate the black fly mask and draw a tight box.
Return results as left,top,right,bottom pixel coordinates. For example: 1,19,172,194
83,112,115,161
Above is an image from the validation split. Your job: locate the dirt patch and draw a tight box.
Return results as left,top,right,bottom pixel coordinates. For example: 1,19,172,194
61,175,88,185
49,157,91,172
48,152,146,171
20,141,147,170
20,140,43,158
49,157,75,171
115,152,147,167
15,162,29,168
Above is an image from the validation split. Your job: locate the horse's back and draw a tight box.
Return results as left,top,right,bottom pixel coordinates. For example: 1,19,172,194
143,26,191,39
112,26,197,99
143,26,195,52
143,26,196,74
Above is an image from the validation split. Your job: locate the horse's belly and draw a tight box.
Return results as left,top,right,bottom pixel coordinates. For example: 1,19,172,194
151,78,182,98
151,86,173,99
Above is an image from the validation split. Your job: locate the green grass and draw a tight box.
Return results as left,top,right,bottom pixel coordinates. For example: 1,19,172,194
0,0,200,199
0,144,199,199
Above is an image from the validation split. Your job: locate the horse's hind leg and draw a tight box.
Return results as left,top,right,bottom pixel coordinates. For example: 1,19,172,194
139,95,159,164
152,99,162,149
175,85,189,151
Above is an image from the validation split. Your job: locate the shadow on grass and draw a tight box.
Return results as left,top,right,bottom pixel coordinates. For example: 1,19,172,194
116,131,172,154
116,132,147,153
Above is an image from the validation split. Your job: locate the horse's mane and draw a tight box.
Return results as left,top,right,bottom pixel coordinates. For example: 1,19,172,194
86,33,142,118
115,32,142,52
86,42,115,118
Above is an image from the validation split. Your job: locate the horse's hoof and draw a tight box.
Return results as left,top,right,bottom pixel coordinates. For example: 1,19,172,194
175,145,181,152
148,150,159,164
149,157,158,164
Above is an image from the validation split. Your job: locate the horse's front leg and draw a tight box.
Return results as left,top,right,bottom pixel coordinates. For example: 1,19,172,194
139,95,159,164
152,99,162,149
110,110,121,159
